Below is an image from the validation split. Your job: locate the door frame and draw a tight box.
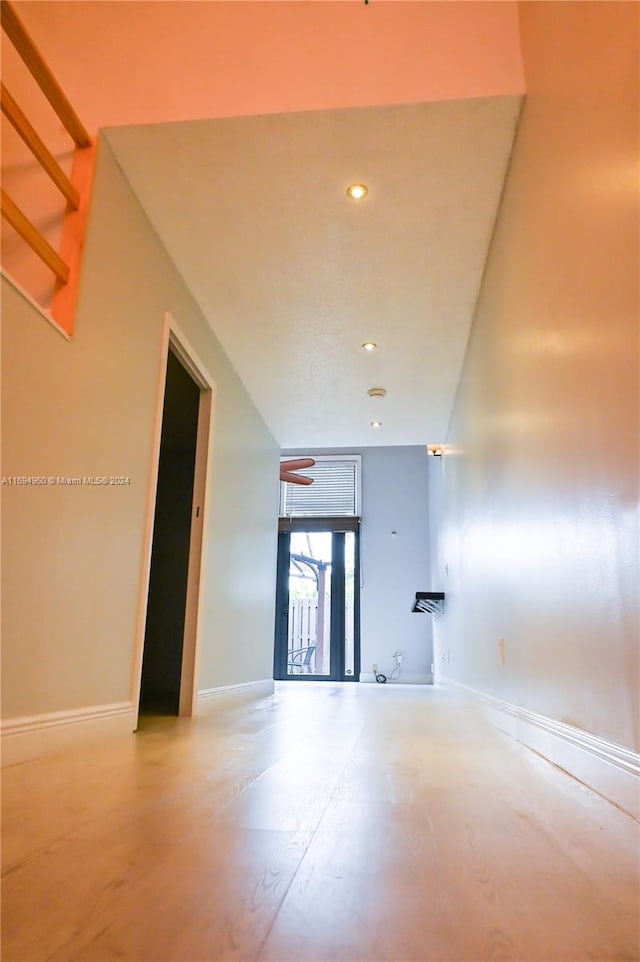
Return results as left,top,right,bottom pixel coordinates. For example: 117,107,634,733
274,524,360,682
132,312,216,721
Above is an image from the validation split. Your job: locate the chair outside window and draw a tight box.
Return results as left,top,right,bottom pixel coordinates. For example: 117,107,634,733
287,645,316,674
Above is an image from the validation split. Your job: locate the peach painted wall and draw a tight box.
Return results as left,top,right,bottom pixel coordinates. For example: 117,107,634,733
4,2,524,130
433,1,638,751
1,1,523,310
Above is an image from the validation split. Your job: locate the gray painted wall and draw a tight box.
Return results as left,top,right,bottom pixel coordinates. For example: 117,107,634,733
284,446,433,683
2,137,280,722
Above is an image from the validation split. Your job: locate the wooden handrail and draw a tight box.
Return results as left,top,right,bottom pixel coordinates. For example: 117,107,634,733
1,1,91,149
1,84,79,209
1,0,95,332
1,189,70,284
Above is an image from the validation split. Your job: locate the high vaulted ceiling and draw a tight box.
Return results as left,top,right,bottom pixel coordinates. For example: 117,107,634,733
106,96,521,447
2,1,525,447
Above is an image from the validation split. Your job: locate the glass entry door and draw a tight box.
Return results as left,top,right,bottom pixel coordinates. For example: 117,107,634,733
274,529,359,681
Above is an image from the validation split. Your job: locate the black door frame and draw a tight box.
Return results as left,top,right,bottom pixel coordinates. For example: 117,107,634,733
274,524,360,682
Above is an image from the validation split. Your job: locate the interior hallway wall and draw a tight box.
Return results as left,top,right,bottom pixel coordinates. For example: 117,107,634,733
434,1,638,752
283,446,432,683
1,138,279,729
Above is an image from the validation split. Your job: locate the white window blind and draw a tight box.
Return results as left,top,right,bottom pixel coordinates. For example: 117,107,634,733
279,456,361,518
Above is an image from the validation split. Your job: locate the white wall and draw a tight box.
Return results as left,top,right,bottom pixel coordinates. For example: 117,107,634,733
284,446,433,684
360,446,433,683
1,137,279,732
433,1,638,752
427,455,444,596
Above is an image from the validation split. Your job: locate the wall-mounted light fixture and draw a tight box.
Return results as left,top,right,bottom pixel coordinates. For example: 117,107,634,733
426,444,444,457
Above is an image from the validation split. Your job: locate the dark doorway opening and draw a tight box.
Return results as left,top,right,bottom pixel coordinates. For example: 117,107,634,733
140,349,200,714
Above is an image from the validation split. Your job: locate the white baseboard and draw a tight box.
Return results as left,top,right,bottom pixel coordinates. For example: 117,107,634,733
197,678,274,712
1,701,136,767
359,672,433,685
446,680,640,821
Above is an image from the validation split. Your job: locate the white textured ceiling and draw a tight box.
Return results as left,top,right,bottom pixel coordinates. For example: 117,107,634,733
106,97,521,447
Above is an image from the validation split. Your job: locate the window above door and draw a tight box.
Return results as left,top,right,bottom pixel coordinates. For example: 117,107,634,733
279,455,361,518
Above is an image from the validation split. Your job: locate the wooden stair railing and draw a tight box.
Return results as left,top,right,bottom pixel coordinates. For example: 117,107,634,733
1,84,80,209
0,188,69,283
1,0,95,334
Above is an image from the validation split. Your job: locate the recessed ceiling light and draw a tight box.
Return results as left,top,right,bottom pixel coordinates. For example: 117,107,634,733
367,387,386,398
347,184,368,200
370,420,383,429
361,341,377,352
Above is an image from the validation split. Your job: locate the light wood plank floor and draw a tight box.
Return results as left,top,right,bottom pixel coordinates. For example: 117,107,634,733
2,683,638,962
